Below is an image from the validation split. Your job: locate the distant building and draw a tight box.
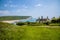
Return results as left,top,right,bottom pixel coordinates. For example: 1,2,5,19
36,16,50,23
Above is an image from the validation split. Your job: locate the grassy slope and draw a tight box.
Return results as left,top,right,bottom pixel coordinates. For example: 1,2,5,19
0,22,60,40
0,16,30,21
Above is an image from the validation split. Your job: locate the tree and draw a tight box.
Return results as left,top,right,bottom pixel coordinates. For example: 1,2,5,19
51,17,57,23
52,17,56,20
57,16,60,23
51,17,60,23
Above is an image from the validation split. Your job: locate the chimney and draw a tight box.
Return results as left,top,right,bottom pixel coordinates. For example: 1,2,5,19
41,16,43,19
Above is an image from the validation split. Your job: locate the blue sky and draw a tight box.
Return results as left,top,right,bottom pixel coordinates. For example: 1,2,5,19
0,0,60,18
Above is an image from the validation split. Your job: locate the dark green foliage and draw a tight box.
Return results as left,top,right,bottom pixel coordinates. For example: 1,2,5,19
16,22,41,26
0,16,30,21
51,20,57,23
51,19,60,23
57,18,60,23
16,22,25,26
44,22,50,25
51,17,60,23
26,21,30,25
16,22,60,26
26,22,46,26
50,17,60,26
16,22,50,26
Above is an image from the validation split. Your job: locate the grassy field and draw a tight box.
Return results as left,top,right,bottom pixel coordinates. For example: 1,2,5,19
0,22,60,40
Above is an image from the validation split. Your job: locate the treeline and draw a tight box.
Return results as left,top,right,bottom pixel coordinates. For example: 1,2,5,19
0,16,30,21
51,17,60,23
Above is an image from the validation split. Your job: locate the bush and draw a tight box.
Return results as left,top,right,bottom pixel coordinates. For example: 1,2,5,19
26,21,30,25
51,19,60,23
27,22,46,26
16,22,25,26
44,22,50,25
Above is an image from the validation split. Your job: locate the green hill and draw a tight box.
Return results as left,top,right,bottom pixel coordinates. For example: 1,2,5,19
0,22,60,40
0,16,30,21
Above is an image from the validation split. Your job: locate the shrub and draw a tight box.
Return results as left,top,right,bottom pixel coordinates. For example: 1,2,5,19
26,21,30,25
16,22,25,26
44,22,50,25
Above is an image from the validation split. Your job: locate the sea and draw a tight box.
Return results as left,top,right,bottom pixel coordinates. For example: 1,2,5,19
19,17,37,22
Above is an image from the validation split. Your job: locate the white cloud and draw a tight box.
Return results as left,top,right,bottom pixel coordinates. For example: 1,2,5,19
4,4,17,8
10,5,17,8
0,10,10,14
35,4,42,7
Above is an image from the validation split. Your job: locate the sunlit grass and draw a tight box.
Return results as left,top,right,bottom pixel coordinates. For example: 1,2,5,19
0,22,60,40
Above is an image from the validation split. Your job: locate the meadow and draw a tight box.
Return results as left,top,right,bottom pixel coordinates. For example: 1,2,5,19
0,22,60,40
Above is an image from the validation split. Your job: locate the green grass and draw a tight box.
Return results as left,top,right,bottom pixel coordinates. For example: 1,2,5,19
49,23,60,26
0,22,60,40
0,16,30,21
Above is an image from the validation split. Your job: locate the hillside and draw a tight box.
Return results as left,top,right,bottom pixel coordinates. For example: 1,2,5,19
0,16,30,21
0,22,60,40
